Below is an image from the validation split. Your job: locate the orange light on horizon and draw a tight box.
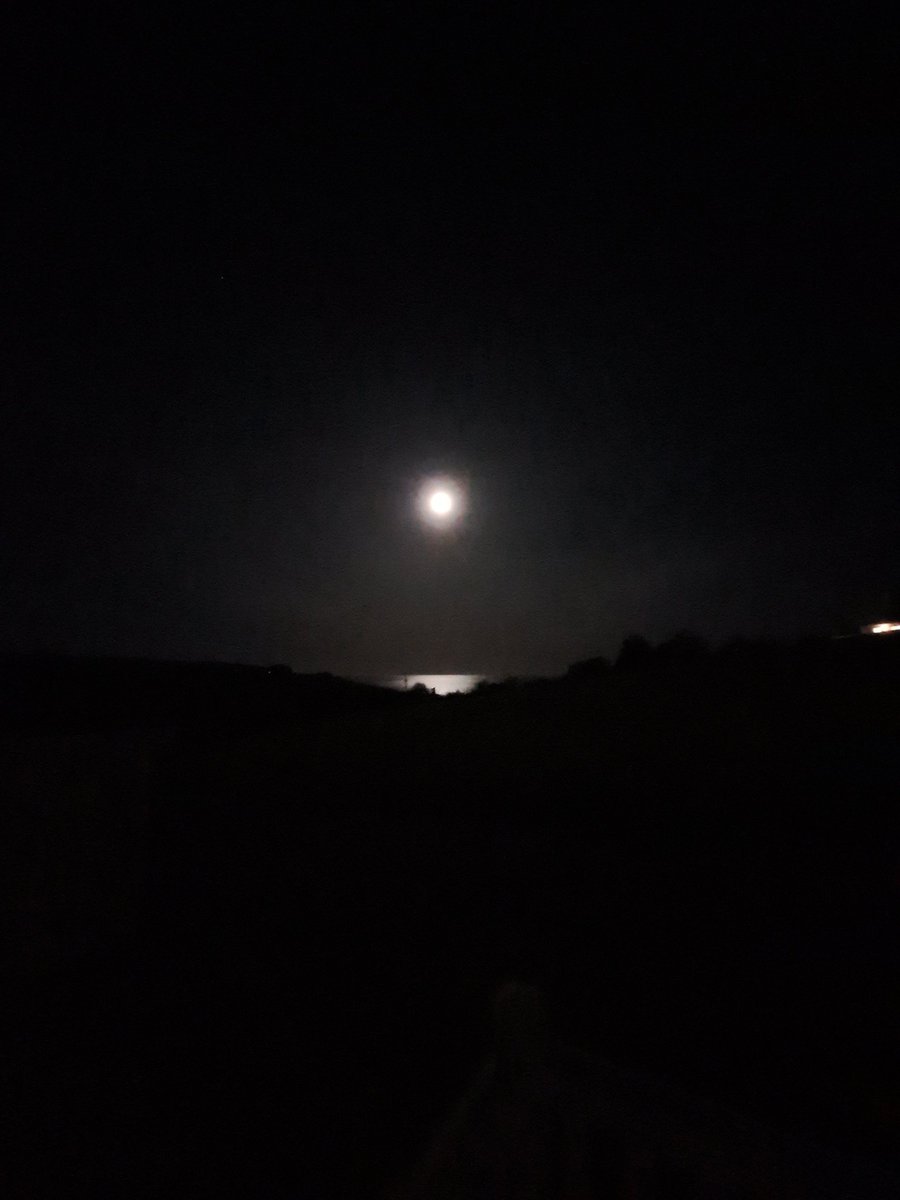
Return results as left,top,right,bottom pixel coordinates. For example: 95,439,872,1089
865,622,900,634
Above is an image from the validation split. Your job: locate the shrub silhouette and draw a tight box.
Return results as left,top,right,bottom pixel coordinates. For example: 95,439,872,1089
565,655,610,680
654,630,709,666
614,634,653,670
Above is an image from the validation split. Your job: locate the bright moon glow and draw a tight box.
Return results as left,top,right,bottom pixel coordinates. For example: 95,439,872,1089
429,490,453,515
417,476,465,527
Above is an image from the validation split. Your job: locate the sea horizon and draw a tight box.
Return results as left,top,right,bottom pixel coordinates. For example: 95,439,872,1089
371,674,489,695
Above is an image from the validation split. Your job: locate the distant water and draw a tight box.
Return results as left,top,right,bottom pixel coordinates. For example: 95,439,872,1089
378,674,488,695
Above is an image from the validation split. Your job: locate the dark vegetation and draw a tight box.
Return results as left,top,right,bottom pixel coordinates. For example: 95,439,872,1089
0,655,411,735
3,636,900,1195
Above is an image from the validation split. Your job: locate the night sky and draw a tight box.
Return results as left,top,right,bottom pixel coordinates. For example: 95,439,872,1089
4,7,899,676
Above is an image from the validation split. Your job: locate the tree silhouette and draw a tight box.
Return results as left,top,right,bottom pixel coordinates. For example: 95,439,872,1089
615,634,653,671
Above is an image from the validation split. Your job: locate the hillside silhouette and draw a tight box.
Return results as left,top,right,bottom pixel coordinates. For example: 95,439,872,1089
3,635,900,1196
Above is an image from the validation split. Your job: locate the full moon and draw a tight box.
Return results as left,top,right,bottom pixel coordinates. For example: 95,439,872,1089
417,477,466,527
429,489,453,516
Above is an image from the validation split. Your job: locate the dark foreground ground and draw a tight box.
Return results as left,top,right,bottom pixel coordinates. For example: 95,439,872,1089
2,643,900,1196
